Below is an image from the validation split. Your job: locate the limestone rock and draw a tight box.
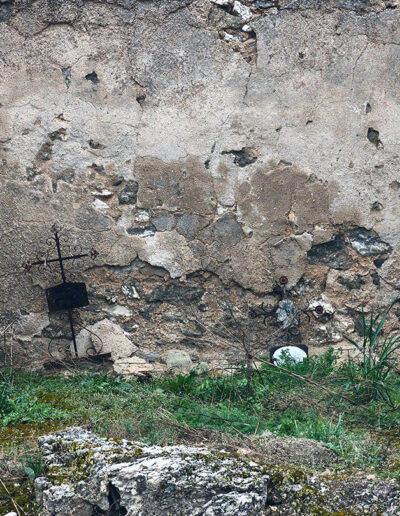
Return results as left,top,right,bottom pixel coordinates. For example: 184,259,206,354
35,428,400,516
73,319,137,360
113,356,166,377
164,349,194,373
35,428,270,516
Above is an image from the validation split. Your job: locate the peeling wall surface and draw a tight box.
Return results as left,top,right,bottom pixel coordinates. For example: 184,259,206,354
1,0,400,368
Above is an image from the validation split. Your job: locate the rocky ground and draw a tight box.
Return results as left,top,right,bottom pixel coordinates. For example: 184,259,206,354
32,427,400,515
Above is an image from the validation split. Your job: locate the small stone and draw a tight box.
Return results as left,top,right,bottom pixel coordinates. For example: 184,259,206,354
175,213,206,239
75,206,111,231
74,319,137,359
104,305,133,317
164,349,194,373
371,201,383,211
276,299,297,329
349,228,391,257
88,139,105,150
122,282,140,299
92,189,112,197
151,212,176,231
181,319,205,338
224,33,242,43
15,312,50,341
307,236,352,270
208,7,244,30
337,275,366,290
194,361,209,373
333,0,368,10
212,214,244,246
367,127,383,148
118,180,139,204
0,2,13,23
134,209,150,222
113,176,124,186
113,357,165,377
221,148,258,167
90,163,104,174
143,352,160,363
85,71,100,84
127,226,156,237
253,1,277,8
92,199,109,210
146,285,204,304
233,1,252,21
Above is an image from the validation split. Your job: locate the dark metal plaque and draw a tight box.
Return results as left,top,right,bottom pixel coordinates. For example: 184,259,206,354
46,282,89,313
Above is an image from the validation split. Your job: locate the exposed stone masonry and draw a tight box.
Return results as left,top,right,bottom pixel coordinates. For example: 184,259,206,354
1,0,400,369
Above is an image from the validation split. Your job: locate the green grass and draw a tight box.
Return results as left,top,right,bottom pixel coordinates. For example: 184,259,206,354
343,297,400,406
1,348,399,458
0,353,399,515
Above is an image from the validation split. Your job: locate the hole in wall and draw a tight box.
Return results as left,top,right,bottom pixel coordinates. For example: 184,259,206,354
136,94,146,106
85,71,100,84
367,127,383,148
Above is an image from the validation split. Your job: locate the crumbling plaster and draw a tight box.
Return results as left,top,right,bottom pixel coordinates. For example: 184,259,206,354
1,0,400,366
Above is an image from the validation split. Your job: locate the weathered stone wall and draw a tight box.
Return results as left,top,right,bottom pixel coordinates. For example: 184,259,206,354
1,0,400,368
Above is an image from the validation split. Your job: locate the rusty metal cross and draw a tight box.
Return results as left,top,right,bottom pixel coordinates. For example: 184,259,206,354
23,223,98,357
